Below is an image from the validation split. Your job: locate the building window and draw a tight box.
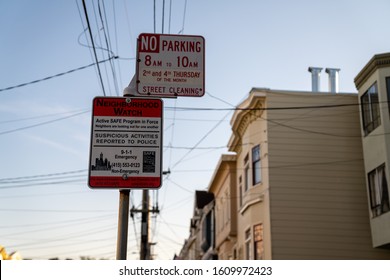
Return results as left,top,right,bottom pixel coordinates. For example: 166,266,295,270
244,154,250,192
233,247,237,260
254,223,264,260
361,82,380,135
216,200,221,233
245,228,251,259
386,77,390,116
238,176,243,207
252,145,261,185
368,164,390,218
201,211,212,252
225,189,230,225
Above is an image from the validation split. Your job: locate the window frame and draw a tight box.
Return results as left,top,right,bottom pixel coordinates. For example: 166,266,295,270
252,145,261,185
253,223,264,260
238,175,243,207
386,77,390,116
244,154,250,192
223,188,230,226
244,228,252,260
361,82,381,136
368,164,390,218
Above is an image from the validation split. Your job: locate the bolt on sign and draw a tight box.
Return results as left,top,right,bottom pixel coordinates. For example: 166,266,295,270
88,97,163,189
136,33,205,97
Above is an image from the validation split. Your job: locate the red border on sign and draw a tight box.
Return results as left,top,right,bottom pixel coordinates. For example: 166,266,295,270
136,33,205,97
89,176,161,189
88,96,163,190
92,97,162,117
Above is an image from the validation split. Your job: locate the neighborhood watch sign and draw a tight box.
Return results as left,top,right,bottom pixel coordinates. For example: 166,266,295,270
88,97,163,189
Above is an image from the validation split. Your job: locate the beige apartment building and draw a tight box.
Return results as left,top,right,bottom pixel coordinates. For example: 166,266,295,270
208,154,237,260
178,190,215,260
354,53,390,248
227,86,390,259
179,53,390,260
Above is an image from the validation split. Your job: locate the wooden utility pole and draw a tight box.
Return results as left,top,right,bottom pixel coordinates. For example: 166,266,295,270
131,189,160,260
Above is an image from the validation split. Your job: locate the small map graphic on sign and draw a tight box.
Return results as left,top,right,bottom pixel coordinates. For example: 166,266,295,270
143,151,156,173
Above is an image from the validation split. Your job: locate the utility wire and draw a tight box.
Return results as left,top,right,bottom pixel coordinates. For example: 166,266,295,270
206,91,236,107
0,208,115,213
0,110,90,136
0,179,86,189
178,0,188,34
8,224,117,249
0,169,87,182
154,0,156,33
0,57,117,93
0,174,86,185
31,241,118,260
0,190,87,200
168,0,172,33
98,0,120,96
0,108,90,124
162,0,165,33
2,215,114,237
77,24,114,56
92,0,113,97
101,0,122,94
263,116,361,138
75,0,98,83
171,110,231,169
122,0,135,51
112,0,124,89
82,0,107,96
165,178,193,193
0,214,114,229
165,102,361,111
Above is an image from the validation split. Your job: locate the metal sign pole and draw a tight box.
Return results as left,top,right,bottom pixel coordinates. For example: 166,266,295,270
116,189,130,260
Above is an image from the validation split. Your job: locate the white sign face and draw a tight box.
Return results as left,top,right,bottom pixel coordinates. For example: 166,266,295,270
88,97,163,189
136,33,205,97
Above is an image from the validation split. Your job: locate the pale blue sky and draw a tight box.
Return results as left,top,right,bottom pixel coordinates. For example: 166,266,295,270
0,0,389,260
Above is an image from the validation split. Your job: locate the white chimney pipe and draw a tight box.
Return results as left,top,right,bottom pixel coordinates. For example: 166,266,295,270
325,68,340,93
308,67,323,92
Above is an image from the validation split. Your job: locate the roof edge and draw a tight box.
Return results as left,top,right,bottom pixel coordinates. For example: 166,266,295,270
354,52,390,90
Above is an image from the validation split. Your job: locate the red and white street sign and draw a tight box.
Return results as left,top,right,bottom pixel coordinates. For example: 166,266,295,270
136,33,205,97
88,97,163,189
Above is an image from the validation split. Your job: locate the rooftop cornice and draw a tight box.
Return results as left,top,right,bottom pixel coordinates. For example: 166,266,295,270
354,52,390,90
228,92,265,153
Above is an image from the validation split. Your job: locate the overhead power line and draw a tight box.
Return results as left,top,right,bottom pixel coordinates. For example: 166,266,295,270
0,174,86,185
0,110,90,136
0,208,115,213
0,108,90,124
0,169,87,182
178,0,188,34
165,103,361,112
171,110,231,169
82,0,108,96
0,213,114,229
0,57,118,93
98,0,120,96
0,178,86,190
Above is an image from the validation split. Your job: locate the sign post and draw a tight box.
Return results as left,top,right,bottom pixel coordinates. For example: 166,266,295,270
136,33,205,97
88,96,163,259
89,32,205,259
116,189,130,260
